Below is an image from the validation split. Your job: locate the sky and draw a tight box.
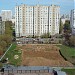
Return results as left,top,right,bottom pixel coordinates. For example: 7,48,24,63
0,0,74,15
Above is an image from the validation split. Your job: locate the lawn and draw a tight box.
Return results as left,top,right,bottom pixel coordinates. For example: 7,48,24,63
58,45,75,64
61,68,75,75
3,43,22,66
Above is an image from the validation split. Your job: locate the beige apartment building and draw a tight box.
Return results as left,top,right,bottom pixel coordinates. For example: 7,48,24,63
15,4,60,37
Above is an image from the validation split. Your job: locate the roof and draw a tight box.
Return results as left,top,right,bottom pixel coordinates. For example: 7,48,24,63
57,71,67,75
4,65,52,71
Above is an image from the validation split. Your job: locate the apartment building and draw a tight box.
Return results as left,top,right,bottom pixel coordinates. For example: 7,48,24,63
70,9,75,34
0,16,5,35
1,10,12,21
15,4,60,37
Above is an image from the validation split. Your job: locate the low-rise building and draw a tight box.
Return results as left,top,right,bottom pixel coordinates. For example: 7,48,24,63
1,65,67,75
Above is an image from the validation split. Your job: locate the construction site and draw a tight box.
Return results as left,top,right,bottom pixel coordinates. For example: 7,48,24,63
18,44,73,67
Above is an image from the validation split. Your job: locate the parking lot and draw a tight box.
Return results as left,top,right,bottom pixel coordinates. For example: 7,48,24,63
16,37,60,44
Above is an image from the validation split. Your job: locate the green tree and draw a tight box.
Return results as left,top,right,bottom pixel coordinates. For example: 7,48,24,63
2,34,12,46
59,19,64,34
69,35,75,47
0,41,7,50
0,21,13,56
5,21,13,36
64,20,71,33
63,20,71,45
41,33,50,38
0,46,3,55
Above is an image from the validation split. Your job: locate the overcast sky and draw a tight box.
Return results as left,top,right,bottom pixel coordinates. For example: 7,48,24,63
0,0,74,15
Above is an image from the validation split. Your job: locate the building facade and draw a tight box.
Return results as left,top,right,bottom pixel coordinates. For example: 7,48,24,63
0,16,5,35
15,4,60,37
1,10,12,21
1,66,67,75
70,9,75,35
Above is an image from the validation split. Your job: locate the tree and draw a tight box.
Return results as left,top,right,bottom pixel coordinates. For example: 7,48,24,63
40,33,50,38
2,21,13,46
59,18,64,34
0,21,13,56
2,34,12,46
0,41,7,50
5,21,13,36
64,20,71,33
63,20,71,45
69,35,75,47
0,46,3,55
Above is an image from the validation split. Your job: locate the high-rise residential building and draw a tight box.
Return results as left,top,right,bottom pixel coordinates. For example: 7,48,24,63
0,16,5,34
70,9,75,34
1,10,12,21
15,4,60,37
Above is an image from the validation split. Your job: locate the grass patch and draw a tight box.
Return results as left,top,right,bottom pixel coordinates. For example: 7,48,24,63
3,43,21,66
61,68,75,75
58,45,75,64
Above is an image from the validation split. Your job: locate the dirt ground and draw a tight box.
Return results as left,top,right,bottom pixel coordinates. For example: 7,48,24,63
18,44,73,67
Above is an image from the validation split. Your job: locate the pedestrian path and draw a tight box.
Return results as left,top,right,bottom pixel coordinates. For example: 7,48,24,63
0,44,12,61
